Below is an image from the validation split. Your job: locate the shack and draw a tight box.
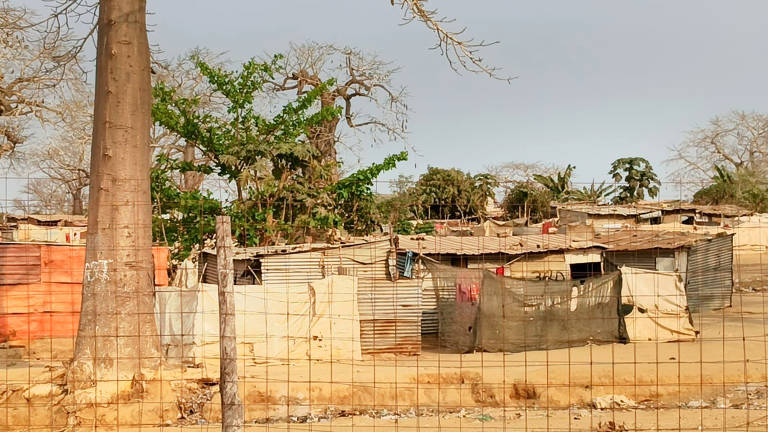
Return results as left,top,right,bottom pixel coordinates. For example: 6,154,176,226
199,239,422,355
641,202,752,227
394,234,607,334
0,243,169,341
597,230,734,312
1,214,88,243
556,203,660,230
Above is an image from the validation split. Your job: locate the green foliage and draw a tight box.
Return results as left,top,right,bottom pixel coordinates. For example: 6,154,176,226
501,183,553,223
693,165,768,212
570,181,616,203
151,57,404,257
393,220,436,235
410,167,499,220
333,151,409,235
532,164,574,201
151,155,221,261
608,157,660,204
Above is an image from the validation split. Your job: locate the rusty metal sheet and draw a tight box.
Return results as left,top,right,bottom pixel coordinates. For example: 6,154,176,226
0,243,42,284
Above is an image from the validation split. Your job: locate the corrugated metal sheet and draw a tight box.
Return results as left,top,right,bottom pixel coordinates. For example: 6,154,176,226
0,244,42,284
556,204,656,216
686,235,734,312
420,268,439,334
262,252,326,287
596,230,717,251
199,251,262,285
210,241,422,355
604,250,675,272
396,234,601,256
327,243,421,355
0,244,170,341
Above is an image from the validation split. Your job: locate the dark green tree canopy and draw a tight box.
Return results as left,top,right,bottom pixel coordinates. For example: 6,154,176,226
609,157,660,204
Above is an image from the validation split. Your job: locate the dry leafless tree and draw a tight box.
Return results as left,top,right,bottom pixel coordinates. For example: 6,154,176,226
0,0,84,159
667,110,768,191
17,83,91,214
487,161,565,188
266,42,408,180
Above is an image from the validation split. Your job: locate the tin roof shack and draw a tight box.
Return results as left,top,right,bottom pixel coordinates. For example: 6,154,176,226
394,234,606,334
0,243,169,342
638,202,752,227
598,230,734,312
1,214,88,244
199,240,422,355
556,204,660,231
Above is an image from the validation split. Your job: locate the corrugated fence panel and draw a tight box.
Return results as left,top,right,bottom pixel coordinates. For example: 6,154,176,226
0,243,42,284
0,244,169,340
603,250,674,272
421,271,439,334
326,243,422,355
686,235,734,312
262,252,326,287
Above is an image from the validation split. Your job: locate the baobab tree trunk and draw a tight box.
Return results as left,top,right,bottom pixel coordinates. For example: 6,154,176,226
307,93,341,182
70,189,84,216
67,0,161,390
181,141,204,192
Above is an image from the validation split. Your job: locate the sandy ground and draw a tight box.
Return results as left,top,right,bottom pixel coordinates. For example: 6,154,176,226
3,292,768,430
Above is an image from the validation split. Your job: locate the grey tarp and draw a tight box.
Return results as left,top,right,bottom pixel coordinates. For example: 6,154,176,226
426,262,627,353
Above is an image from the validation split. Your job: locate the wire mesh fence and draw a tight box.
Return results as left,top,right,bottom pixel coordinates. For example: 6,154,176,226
2,176,768,431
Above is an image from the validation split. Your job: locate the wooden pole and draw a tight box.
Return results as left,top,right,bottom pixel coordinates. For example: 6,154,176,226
215,216,243,431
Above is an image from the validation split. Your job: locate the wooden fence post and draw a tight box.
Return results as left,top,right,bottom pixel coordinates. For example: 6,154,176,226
215,216,243,430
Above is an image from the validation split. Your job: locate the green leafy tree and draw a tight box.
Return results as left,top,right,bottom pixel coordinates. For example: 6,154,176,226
532,164,574,201
609,157,661,204
570,180,616,203
333,151,408,235
501,183,553,223
152,57,405,256
693,165,768,212
153,56,339,247
410,167,498,220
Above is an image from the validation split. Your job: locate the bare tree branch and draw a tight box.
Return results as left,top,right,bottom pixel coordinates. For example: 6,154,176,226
394,0,515,82
666,110,768,192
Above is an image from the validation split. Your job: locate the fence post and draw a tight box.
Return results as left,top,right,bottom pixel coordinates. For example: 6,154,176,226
215,216,243,430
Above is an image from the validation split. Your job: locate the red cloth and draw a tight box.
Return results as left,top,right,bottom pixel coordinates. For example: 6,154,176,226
456,270,480,303
542,221,554,234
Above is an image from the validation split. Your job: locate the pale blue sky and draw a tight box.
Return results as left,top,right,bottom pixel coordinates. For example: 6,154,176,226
10,1,768,200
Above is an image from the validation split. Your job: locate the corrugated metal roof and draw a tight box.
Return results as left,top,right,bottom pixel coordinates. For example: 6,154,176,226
595,230,726,251
639,202,752,217
201,239,387,260
395,234,603,255
558,201,752,217
556,204,656,216
4,214,88,226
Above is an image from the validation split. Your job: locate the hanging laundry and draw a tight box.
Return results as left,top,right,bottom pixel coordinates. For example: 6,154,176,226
456,269,481,303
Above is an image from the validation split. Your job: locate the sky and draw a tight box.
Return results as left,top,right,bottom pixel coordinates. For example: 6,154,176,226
8,0,768,200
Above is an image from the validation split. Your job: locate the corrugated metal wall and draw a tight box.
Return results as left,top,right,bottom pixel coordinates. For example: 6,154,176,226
0,243,42,284
603,250,675,272
686,235,734,312
1,244,169,341
260,242,421,355
326,242,421,355
199,252,263,285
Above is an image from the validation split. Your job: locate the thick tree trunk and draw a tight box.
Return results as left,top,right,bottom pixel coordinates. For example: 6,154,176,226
71,189,84,216
307,93,340,182
181,141,203,191
67,0,161,390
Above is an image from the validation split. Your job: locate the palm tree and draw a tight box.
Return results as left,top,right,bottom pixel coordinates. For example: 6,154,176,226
533,164,575,201
570,181,616,203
